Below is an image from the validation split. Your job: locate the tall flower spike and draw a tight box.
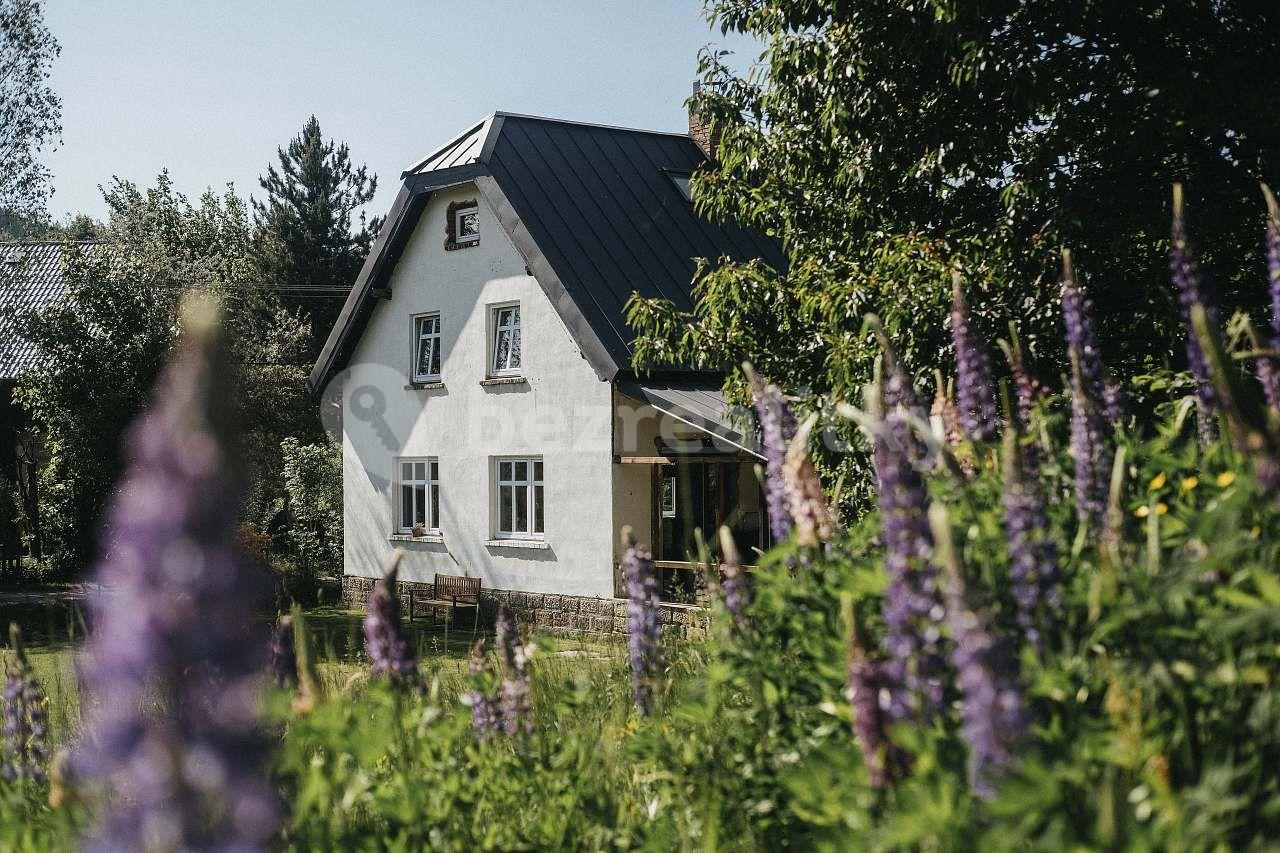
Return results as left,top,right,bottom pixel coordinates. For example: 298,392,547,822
951,271,998,442
1257,185,1280,412
717,525,750,633
929,504,1028,799
746,363,797,541
363,550,422,690
1061,250,1114,525
465,640,500,742
268,614,296,689
75,295,278,850
843,601,911,789
1171,183,1222,444
621,527,662,715
494,606,534,736
783,415,836,548
866,375,947,721
1001,417,1060,648
930,371,964,448
3,623,47,783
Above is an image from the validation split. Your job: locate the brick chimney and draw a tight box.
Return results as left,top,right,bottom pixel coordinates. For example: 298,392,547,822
688,81,719,159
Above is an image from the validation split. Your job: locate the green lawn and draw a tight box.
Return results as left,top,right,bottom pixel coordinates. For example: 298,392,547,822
2,598,626,752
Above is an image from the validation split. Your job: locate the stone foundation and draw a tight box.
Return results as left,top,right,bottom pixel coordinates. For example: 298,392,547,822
340,574,709,641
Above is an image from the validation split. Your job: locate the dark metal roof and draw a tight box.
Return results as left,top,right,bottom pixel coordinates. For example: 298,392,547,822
0,241,103,380
617,374,762,458
310,111,786,394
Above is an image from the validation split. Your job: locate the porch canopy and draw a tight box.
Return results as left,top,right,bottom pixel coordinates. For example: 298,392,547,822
615,374,763,460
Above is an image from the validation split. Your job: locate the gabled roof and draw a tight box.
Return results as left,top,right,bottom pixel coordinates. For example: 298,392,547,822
309,111,786,393
0,241,103,380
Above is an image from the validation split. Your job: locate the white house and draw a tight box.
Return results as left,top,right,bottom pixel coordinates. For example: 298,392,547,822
309,108,785,631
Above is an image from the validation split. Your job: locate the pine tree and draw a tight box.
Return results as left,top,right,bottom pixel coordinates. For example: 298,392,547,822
252,116,380,359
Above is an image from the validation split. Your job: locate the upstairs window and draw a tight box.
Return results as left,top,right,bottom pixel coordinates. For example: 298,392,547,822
444,199,480,250
397,458,441,534
495,457,543,539
456,206,480,244
490,304,522,376
413,313,442,382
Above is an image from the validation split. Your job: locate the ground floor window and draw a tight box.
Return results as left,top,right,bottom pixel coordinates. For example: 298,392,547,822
495,457,543,538
397,458,440,533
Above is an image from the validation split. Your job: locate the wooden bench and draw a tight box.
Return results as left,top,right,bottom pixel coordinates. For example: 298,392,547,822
408,574,482,639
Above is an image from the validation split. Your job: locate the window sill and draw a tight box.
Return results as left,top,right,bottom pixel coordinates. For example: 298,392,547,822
480,376,526,387
405,381,445,391
484,538,549,550
389,533,444,544
444,239,480,252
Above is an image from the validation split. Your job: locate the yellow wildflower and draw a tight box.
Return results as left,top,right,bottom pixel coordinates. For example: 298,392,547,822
1149,472,1166,490
1217,471,1236,487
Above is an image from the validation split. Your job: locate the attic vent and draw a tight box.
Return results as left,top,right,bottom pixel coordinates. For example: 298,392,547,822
668,173,692,203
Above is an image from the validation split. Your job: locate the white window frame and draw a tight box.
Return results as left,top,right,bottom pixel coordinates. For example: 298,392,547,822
396,457,441,534
455,205,480,245
493,456,543,539
411,312,442,383
489,303,522,377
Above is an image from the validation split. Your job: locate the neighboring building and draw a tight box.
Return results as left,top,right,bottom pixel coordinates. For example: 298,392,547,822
0,241,101,570
310,108,785,632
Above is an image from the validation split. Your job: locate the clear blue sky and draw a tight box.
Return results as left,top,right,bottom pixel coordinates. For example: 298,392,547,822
41,0,759,224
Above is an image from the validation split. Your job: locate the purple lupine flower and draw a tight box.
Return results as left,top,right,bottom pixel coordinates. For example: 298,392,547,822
951,273,998,442
846,626,910,789
363,555,422,691
1258,185,1280,412
1102,379,1128,424
1001,423,1060,649
1171,184,1222,444
465,640,500,742
870,382,946,721
1061,251,1115,525
621,529,662,715
783,417,837,548
75,297,278,850
747,365,798,541
268,614,296,689
3,625,47,784
717,526,751,633
931,505,1028,799
494,606,533,736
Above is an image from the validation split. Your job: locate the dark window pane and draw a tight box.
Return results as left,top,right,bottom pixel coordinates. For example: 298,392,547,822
500,485,513,532
413,484,426,524
414,462,426,481
515,485,528,533
514,460,527,482
400,484,412,530
429,461,439,481
533,460,543,481
509,327,521,368
431,484,440,529
534,484,544,533
500,461,512,481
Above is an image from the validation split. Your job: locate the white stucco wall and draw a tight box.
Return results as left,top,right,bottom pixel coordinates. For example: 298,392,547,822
338,183,616,597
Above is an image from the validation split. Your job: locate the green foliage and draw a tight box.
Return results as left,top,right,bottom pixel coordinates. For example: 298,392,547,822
279,437,342,581
252,115,380,360
629,0,1280,412
15,173,312,575
265,380,1280,848
0,0,61,213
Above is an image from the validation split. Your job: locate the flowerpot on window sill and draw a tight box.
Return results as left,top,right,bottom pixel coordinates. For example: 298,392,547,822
484,538,549,550
479,376,527,387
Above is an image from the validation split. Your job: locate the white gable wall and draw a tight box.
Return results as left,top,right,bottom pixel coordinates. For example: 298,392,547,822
339,183,615,597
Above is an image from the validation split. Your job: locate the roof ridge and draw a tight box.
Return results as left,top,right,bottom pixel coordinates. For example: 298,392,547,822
491,111,691,140
0,239,105,247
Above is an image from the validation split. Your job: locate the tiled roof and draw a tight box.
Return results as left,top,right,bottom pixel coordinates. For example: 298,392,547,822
0,241,103,380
